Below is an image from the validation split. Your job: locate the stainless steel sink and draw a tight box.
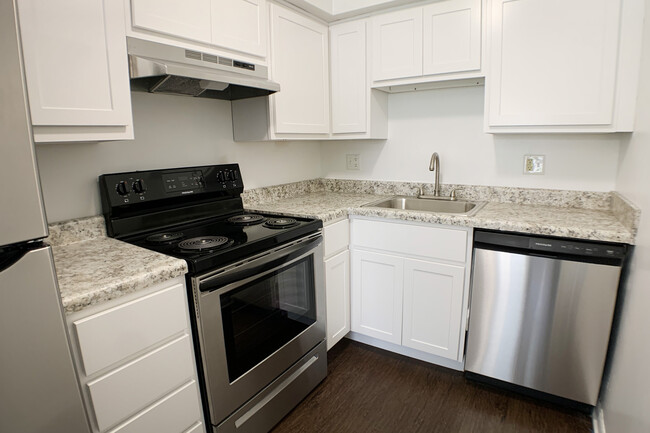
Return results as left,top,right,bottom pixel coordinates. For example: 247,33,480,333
362,196,486,216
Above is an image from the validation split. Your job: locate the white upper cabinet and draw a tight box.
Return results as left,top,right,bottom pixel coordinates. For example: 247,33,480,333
422,0,481,76
131,0,212,44
486,0,643,132
211,0,268,57
270,4,329,134
18,0,133,142
128,0,268,59
371,0,483,86
372,8,423,81
331,20,367,134
330,19,388,139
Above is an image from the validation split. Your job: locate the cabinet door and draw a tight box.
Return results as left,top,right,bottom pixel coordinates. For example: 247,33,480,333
325,250,350,350
17,0,132,127
330,20,367,134
487,0,621,126
402,259,465,360
422,0,481,76
351,250,403,345
211,0,267,57
372,7,423,81
270,5,329,134
131,0,211,43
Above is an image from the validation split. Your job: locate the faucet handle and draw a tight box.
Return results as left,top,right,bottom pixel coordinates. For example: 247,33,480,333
415,186,424,197
449,189,457,201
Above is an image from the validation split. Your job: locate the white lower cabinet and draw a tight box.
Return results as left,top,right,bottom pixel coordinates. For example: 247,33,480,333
325,249,350,349
350,218,472,366
402,259,465,359
67,277,205,433
323,219,351,350
351,250,403,345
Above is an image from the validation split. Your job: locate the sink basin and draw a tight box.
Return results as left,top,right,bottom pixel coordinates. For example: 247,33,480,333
362,196,485,216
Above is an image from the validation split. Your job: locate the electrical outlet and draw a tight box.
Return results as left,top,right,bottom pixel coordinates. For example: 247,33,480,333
346,154,360,170
524,155,545,175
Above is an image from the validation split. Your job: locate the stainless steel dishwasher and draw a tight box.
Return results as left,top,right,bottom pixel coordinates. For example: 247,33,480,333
465,230,627,407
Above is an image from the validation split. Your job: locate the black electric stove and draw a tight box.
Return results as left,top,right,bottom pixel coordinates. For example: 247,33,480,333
99,164,322,274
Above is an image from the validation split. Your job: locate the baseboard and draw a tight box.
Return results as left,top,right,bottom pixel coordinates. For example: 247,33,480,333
346,332,464,371
593,404,606,433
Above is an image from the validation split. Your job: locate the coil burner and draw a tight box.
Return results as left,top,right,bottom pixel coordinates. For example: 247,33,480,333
227,214,266,226
146,232,185,244
264,218,299,229
178,236,232,253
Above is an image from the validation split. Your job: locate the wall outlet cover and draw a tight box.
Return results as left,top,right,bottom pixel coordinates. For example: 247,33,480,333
524,155,545,175
346,154,360,170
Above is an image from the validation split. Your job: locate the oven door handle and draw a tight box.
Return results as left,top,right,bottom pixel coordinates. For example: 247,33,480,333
199,235,322,293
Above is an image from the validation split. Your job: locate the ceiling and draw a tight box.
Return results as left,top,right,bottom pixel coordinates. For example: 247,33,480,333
285,0,421,22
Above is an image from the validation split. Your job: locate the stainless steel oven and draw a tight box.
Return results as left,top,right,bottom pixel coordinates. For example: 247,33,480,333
191,232,326,432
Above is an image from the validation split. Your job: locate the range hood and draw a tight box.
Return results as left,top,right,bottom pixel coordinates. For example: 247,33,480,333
127,37,280,100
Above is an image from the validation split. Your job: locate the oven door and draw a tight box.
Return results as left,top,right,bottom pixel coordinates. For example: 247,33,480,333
193,233,325,425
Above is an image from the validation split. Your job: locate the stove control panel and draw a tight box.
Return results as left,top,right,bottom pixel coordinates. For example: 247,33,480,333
100,164,244,207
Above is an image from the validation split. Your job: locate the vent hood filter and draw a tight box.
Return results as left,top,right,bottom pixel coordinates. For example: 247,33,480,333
127,37,280,101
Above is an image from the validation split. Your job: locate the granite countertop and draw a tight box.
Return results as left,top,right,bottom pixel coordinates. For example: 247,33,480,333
51,233,187,315
245,191,635,244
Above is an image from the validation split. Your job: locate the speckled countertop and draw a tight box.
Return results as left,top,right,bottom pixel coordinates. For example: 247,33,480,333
49,216,187,315
245,190,636,244
49,180,638,314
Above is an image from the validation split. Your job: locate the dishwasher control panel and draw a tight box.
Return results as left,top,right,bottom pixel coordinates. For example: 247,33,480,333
474,230,627,260
529,238,626,258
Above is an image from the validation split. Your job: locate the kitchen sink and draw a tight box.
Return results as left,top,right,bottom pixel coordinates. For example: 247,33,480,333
362,196,486,216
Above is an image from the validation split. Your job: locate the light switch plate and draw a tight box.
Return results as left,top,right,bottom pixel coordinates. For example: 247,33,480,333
524,155,545,174
346,154,360,170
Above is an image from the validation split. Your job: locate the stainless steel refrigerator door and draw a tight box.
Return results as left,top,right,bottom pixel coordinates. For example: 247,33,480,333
465,248,621,405
0,0,49,246
0,246,90,433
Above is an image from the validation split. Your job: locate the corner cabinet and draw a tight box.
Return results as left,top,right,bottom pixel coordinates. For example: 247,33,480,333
67,277,206,433
330,19,388,139
350,218,473,369
485,0,644,133
232,4,330,141
17,0,134,143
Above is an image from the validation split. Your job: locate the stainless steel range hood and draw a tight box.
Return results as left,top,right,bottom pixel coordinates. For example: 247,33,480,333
127,37,280,100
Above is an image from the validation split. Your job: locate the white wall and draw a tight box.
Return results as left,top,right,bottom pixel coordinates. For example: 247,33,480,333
35,92,322,222
600,0,650,430
320,86,623,191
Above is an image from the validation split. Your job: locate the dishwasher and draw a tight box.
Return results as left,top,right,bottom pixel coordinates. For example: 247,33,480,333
465,230,627,407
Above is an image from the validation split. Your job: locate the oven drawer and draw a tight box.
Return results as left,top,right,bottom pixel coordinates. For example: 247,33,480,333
88,334,196,431
108,381,202,433
73,283,188,375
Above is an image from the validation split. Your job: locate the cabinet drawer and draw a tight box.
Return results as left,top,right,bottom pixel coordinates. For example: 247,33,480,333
324,219,350,258
108,381,202,433
73,283,188,375
89,334,195,431
352,219,467,263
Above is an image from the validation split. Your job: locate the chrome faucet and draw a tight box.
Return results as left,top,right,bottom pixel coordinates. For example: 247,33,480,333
429,152,441,196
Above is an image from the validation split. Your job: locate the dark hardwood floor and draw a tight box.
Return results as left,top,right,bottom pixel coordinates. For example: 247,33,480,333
271,339,592,433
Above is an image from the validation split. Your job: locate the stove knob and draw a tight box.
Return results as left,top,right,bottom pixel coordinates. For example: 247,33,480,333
216,172,224,182
132,179,146,193
224,171,232,181
232,170,240,180
116,181,130,196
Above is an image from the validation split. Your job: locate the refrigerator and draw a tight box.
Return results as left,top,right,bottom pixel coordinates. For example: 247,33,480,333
0,1,91,432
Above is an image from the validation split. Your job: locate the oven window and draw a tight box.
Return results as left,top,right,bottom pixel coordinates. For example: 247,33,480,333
220,256,316,383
